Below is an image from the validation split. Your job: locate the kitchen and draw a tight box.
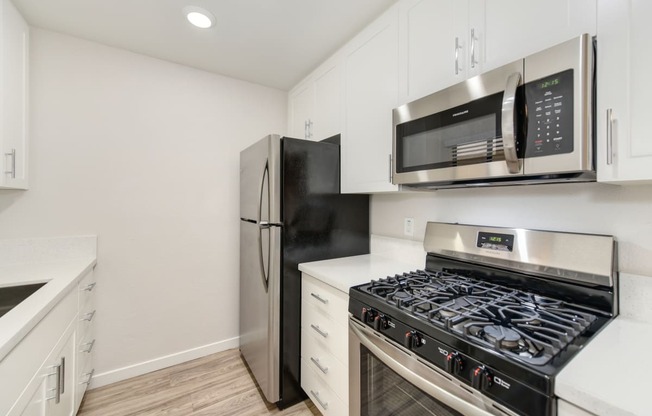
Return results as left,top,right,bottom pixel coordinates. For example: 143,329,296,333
0,0,649,416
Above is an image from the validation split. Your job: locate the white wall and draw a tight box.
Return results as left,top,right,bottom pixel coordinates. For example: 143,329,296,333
372,183,652,277
0,29,287,386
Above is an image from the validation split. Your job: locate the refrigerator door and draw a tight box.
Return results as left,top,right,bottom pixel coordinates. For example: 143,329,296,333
239,134,282,404
240,134,281,224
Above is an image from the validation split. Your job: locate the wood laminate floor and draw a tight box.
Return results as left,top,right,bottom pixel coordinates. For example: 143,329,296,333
78,348,320,416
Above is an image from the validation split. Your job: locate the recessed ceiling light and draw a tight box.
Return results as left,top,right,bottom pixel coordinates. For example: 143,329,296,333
183,6,215,29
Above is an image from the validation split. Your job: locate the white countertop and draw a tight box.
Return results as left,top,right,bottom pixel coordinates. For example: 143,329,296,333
298,253,424,293
556,317,651,416
0,236,97,361
556,272,652,416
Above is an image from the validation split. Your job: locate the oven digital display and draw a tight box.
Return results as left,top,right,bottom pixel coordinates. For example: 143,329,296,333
477,232,514,252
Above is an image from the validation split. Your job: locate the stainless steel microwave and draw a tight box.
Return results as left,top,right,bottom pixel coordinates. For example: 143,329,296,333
392,34,595,189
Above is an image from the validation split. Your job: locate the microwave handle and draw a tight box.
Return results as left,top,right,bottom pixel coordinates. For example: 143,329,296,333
501,72,522,174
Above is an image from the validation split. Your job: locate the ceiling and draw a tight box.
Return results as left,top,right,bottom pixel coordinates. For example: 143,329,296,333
12,0,397,90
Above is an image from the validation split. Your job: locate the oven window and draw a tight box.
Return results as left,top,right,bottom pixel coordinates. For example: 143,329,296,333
360,345,463,416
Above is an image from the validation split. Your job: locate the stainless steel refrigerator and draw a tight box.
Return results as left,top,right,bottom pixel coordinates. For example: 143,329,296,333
239,134,369,409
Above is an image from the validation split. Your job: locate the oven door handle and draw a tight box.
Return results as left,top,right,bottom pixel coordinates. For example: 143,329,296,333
501,72,522,174
350,321,496,416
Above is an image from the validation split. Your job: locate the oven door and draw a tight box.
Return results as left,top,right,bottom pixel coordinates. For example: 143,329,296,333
392,60,525,186
349,319,518,416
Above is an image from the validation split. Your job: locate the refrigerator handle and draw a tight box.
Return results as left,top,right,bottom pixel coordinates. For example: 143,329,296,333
258,161,270,292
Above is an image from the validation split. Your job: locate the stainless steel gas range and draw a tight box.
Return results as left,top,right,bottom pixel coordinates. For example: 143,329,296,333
348,222,617,416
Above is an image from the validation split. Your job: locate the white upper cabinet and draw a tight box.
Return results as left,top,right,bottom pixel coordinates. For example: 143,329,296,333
596,0,652,184
0,0,29,190
398,0,597,104
482,0,596,72
342,5,399,193
398,0,470,103
288,57,343,142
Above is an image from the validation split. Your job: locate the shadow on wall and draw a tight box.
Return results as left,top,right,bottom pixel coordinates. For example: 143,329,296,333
0,190,25,214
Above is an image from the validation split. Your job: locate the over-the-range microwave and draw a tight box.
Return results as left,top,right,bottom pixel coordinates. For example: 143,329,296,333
392,34,595,189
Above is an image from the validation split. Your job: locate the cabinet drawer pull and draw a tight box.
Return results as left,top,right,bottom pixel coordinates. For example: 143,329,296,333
310,292,328,304
80,368,95,385
470,28,478,68
310,390,328,410
82,282,97,292
46,363,62,403
310,324,328,338
81,339,96,353
455,37,462,75
310,357,328,374
81,310,96,322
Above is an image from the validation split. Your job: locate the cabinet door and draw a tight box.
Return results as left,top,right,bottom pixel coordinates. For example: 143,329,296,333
288,81,314,140
399,0,469,103
1,0,29,189
312,61,342,141
342,5,399,193
45,329,75,416
483,0,596,72
597,0,652,184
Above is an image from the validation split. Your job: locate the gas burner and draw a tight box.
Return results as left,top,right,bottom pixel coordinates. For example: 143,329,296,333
483,325,522,349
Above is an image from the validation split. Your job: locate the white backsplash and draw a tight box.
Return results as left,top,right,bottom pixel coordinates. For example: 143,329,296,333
0,236,97,265
618,272,652,323
370,234,426,268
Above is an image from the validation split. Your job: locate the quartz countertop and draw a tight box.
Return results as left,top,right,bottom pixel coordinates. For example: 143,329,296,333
556,272,652,416
0,236,97,361
298,253,424,293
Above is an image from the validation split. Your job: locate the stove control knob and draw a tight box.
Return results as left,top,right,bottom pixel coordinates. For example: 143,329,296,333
471,366,493,390
446,352,464,375
373,314,389,331
403,331,422,349
361,307,377,325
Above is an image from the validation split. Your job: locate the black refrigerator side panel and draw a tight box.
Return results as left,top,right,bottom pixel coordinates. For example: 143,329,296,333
278,137,370,409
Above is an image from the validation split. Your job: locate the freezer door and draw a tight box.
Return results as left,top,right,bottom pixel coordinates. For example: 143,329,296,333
239,203,281,403
240,134,281,224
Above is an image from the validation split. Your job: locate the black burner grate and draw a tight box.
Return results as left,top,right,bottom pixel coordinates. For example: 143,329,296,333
363,270,597,365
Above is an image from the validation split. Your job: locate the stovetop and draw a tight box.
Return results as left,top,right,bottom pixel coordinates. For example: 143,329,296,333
361,269,600,367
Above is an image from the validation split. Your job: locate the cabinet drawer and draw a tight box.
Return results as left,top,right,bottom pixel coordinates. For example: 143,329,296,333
301,301,348,365
302,274,348,326
76,353,95,411
301,324,348,403
301,358,348,416
78,269,96,310
0,288,76,416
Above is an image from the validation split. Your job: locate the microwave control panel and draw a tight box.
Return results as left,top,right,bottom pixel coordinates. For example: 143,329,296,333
524,69,574,157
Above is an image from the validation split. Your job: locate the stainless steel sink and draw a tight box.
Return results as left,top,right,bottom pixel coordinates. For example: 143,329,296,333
0,283,47,318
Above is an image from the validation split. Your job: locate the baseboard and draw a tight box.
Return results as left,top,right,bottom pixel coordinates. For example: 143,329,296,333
90,336,240,389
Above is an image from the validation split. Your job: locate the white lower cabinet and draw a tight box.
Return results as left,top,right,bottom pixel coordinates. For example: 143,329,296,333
301,273,349,415
0,267,96,416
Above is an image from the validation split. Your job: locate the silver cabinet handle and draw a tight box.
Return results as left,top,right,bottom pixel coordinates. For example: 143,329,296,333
81,310,96,322
310,357,328,374
60,357,66,395
455,37,462,75
4,148,16,178
80,368,95,385
46,363,62,403
310,390,328,410
388,154,393,183
310,292,328,304
501,72,522,174
606,108,614,165
81,339,96,353
310,324,328,338
304,120,310,139
470,29,476,68
82,282,97,292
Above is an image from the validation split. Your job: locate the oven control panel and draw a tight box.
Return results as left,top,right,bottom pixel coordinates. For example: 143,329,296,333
349,298,553,416
525,69,574,158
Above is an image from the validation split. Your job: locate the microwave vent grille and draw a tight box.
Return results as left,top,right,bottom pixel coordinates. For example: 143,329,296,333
452,138,505,166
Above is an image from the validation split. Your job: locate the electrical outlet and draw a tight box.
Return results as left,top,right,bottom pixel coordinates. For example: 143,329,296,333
404,218,415,237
